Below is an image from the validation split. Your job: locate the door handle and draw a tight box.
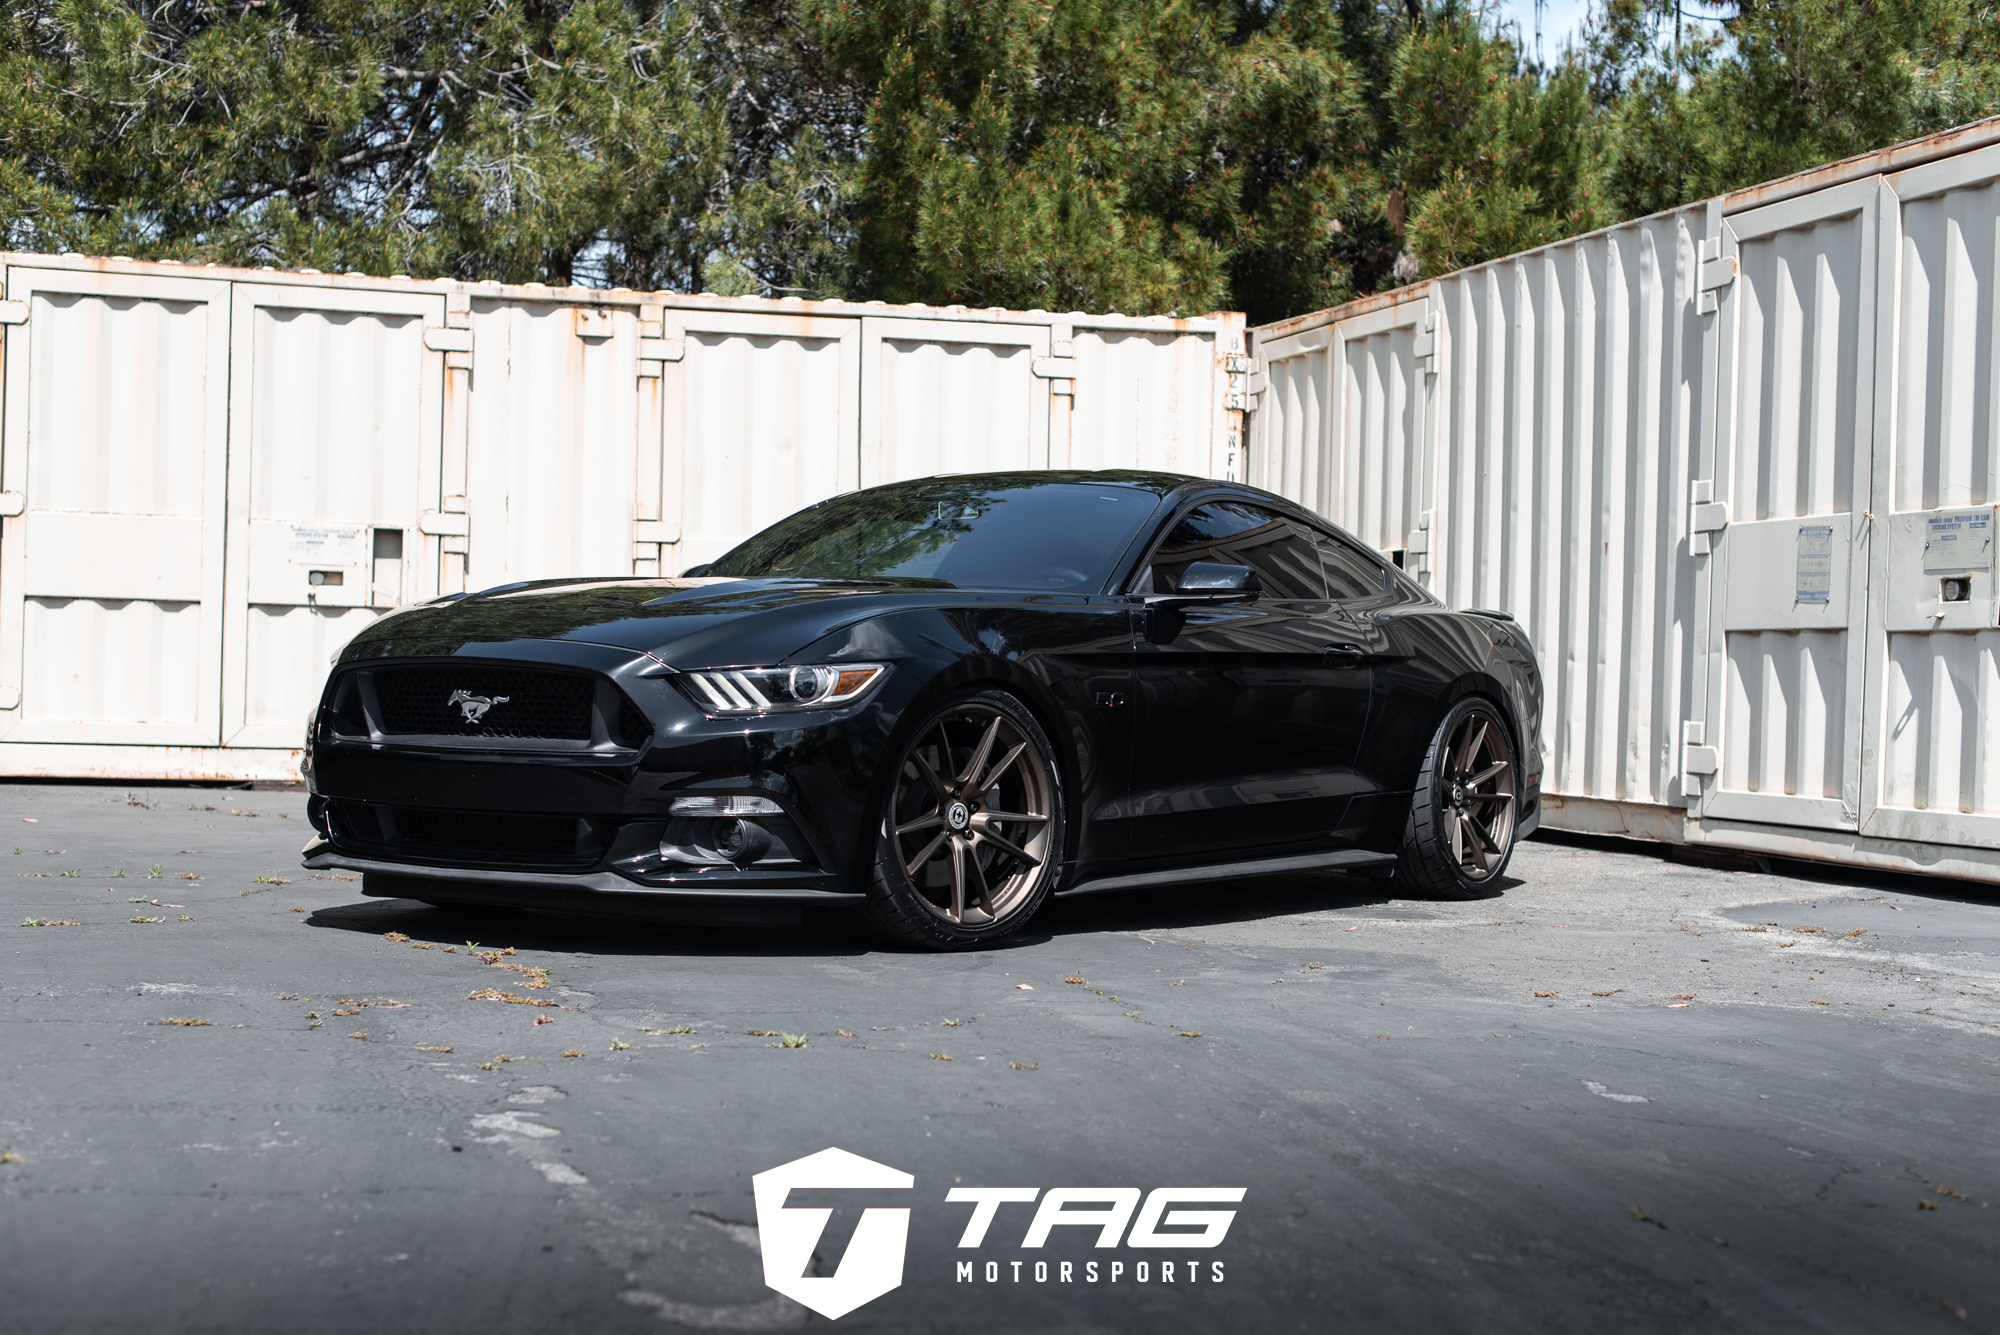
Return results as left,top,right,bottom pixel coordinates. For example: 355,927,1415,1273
1323,643,1367,668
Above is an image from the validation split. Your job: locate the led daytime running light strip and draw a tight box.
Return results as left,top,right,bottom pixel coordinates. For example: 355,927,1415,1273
683,663,887,717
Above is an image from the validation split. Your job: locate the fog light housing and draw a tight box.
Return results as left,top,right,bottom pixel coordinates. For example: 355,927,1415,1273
659,814,778,867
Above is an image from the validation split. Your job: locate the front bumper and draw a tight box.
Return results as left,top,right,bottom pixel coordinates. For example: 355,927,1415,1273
304,639,909,907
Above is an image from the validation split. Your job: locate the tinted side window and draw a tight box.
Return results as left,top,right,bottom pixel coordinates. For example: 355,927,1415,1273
1138,501,1326,600
1314,531,1390,600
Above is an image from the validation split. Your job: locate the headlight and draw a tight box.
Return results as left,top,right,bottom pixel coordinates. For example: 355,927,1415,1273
677,663,887,717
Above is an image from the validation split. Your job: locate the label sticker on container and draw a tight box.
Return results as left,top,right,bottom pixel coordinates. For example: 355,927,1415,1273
1795,525,1833,604
289,524,367,566
1924,510,1994,572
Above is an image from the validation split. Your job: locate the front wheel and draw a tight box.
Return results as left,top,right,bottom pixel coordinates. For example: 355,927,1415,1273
857,690,1065,950
1396,698,1519,899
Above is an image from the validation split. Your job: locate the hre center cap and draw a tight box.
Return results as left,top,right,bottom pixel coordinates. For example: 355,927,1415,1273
946,801,971,831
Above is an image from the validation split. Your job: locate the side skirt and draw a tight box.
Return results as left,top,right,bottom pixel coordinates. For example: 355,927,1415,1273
1057,848,1398,898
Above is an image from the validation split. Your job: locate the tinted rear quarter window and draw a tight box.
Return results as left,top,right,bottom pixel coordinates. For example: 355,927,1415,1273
1313,530,1391,600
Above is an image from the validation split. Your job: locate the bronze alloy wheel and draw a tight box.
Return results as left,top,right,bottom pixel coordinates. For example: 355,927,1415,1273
1397,698,1518,898
864,691,1063,948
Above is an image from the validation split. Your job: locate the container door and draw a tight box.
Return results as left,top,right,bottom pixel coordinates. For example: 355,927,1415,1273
222,284,449,747
1693,178,1881,832
0,266,230,745
859,318,1052,488
1249,296,1433,578
652,309,862,573
1861,146,2000,850
463,298,643,590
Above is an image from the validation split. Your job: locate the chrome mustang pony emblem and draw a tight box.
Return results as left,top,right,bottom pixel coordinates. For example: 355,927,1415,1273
448,690,510,723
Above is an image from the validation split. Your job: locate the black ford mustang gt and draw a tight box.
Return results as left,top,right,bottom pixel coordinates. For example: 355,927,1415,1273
302,471,1542,949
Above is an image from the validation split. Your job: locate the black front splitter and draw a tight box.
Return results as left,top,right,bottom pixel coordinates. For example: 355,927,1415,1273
302,850,865,927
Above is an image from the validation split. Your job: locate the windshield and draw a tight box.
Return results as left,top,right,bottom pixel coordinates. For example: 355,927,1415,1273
703,479,1162,591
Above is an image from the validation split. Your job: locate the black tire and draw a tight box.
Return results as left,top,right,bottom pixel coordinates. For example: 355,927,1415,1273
856,689,1066,951
1395,696,1520,899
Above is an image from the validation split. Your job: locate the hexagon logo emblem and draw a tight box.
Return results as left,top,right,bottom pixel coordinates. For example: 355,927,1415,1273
752,1147,914,1320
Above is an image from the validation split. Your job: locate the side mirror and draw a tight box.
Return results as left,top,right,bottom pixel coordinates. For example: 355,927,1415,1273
1148,562,1262,606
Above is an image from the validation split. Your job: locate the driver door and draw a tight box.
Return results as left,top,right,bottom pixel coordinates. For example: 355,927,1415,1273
1126,500,1373,862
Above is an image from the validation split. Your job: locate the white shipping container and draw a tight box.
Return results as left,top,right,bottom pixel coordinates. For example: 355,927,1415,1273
1247,115,2000,884
0,260,1243,780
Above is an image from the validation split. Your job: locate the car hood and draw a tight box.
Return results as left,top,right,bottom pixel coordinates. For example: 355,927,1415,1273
336,576,962,667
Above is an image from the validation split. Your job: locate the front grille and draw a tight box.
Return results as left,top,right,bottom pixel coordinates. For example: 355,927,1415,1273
331,801,606,866
371,667,597,740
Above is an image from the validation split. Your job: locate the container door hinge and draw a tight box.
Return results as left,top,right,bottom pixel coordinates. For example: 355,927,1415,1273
0,300,26,325
637,334,685,375
419,510,469,537
1689,480,1729,555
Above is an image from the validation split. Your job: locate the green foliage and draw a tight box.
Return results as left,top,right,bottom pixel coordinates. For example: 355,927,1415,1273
3,0,2000,322
1392,10,1605,279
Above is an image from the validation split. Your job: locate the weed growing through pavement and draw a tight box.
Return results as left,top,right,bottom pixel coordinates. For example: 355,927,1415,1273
770,1034,808,1048
19,919,78,927
147,865,162,878
129,916,161,924
58,869,78,878
610,1038,633,1050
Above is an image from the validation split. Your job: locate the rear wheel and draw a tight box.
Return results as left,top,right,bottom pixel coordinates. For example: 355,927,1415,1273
857,690,1064,950
1396,698,1519,899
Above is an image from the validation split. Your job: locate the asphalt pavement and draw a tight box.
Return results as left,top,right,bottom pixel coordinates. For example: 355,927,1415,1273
2,781,1997,1335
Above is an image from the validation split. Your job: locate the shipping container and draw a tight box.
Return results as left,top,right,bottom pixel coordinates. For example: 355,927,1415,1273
1247,115,2000,883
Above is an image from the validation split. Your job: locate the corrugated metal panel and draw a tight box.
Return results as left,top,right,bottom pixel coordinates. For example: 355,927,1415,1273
225,283,445,746
1248,290,1430,564
1432,209,1706,812
1881,630,2000,813
861,317,1052,484
1700,179,1880,833
1064,324,1220,475
669,311,861,572
0,266,230,746
24,596,203,725
1855,143,2000,851
466,296,644,588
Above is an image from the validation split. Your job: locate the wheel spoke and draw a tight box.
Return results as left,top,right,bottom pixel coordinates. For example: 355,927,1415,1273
971,822,1041,867
977,741,1028,792
1456,719,1488,776
1463,791,1514,806
1467,759,1510,788
964,844,995,916
977,809,1048,827
1446,807,1462,865
911,749,950,803
904,829,948,878
947,839,967,922
1462,814,1493,872
958,715,1002,789
895,811,943,836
